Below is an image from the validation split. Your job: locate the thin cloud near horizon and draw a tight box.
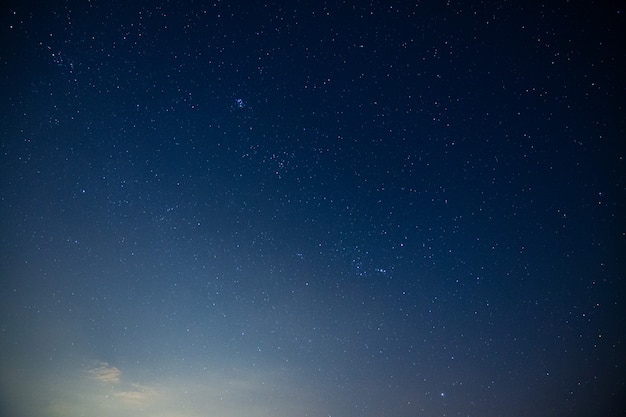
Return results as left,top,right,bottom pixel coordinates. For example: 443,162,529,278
88,362,121,384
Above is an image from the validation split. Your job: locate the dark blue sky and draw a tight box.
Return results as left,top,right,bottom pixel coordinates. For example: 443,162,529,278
1,1,624,416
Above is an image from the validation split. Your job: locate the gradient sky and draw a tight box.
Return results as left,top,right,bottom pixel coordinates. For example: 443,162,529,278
1,1,625,416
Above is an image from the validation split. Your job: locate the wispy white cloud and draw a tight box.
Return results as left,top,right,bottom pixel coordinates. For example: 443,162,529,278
88,362,121,384
114,383,159,403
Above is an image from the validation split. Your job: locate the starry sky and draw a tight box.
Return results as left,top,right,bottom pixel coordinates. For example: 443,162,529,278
1,1,624,416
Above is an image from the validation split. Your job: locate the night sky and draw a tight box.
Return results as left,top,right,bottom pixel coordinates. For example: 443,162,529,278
1,1,624,416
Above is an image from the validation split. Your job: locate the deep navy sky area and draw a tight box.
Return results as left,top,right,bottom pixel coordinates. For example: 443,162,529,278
1,1,624,416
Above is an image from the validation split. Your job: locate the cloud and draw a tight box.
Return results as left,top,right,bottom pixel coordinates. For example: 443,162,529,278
88,362,121,384
87,363,162,409
114,383,158,404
